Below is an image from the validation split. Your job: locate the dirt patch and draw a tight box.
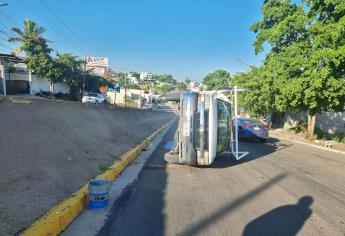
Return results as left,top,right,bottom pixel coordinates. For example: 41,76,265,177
0,97,174,235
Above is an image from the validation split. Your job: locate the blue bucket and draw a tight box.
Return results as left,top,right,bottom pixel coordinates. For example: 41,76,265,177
88,179,110,209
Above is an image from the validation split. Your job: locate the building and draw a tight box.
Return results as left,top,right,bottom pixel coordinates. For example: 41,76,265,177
127,73,139,85
85,56,108,78
0,53,70,95
140,72,153,81
106,88,147,108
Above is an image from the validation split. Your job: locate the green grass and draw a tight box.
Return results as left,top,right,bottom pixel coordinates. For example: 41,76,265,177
98,163,112,172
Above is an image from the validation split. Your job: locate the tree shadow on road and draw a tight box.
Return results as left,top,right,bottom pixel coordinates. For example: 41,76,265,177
242,196,313,236
208,137,292,169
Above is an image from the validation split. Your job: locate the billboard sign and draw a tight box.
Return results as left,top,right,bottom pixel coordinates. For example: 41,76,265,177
85,56,108,78
85,56,108,67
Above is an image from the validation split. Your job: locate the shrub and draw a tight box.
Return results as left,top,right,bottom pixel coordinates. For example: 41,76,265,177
314,127,345,143
98,163,111,172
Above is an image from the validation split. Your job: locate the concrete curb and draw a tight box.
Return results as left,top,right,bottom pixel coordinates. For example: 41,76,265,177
62,118,177,236
21,118,176,236
270,134,345,156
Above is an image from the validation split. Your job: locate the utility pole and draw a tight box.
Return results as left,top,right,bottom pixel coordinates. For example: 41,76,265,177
124,68,127,107
113,82,117,106
0,2,8,96
1,60,6,96
82,61,86,95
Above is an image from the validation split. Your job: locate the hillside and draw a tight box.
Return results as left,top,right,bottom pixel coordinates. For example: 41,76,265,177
0,96,174,235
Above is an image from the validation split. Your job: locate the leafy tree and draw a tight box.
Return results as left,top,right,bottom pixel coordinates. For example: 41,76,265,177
176,81,187,90
232,66,275,117
156,84,172,95
9,19,61,92
202,69,231,90
130,72,140,79
84,74,113,92
114,72,126,87
152,74,174,84
55,53,84,99
251,0,345,136
55,53,84,85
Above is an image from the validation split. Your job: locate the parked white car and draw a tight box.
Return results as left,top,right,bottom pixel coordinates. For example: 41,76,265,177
82,93,105,104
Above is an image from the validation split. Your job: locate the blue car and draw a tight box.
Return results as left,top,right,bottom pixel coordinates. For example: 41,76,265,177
237,118,269,141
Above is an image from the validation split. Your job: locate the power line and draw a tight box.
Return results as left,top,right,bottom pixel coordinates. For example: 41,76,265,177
38,0,91,54
0,9,21,26
22,0,82,51
0,29,16,39
0,41,14,50
236,58,251,69
0,35,10,41
22,0,85,55
0,21,17,38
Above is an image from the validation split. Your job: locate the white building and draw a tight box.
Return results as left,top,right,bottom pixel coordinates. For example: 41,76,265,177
140,72,153,81
127,74,139,85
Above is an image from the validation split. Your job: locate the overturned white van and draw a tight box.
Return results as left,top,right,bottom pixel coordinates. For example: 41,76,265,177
165,87,248,166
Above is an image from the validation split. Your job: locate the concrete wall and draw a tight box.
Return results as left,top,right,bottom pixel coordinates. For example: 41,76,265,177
29,74,50,94
30,74,70,95
283,111,345,134
316,112,345,134
4,72,70,95
106,88,146,107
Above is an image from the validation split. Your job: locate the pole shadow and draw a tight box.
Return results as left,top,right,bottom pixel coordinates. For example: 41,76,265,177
242,196,313,236
179,173,287,236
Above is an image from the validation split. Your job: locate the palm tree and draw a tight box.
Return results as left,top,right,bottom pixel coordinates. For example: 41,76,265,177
8,19,50,55
8,19,56,92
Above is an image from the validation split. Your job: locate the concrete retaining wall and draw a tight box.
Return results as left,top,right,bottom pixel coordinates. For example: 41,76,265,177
283,111,345,134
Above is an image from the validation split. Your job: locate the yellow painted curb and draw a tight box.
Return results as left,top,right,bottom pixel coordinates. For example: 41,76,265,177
22,119,174,236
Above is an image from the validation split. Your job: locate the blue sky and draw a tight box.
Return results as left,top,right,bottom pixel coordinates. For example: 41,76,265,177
0,0,266,81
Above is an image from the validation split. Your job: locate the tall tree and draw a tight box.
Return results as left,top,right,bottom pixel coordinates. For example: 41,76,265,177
202,69,231,90
251,0,345,136
9,19,60,92
232,66,275,117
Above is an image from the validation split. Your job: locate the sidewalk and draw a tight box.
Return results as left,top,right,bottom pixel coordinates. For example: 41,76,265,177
270,129,345,154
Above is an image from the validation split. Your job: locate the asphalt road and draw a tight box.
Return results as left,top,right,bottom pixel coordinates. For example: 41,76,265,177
98,126,345,236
